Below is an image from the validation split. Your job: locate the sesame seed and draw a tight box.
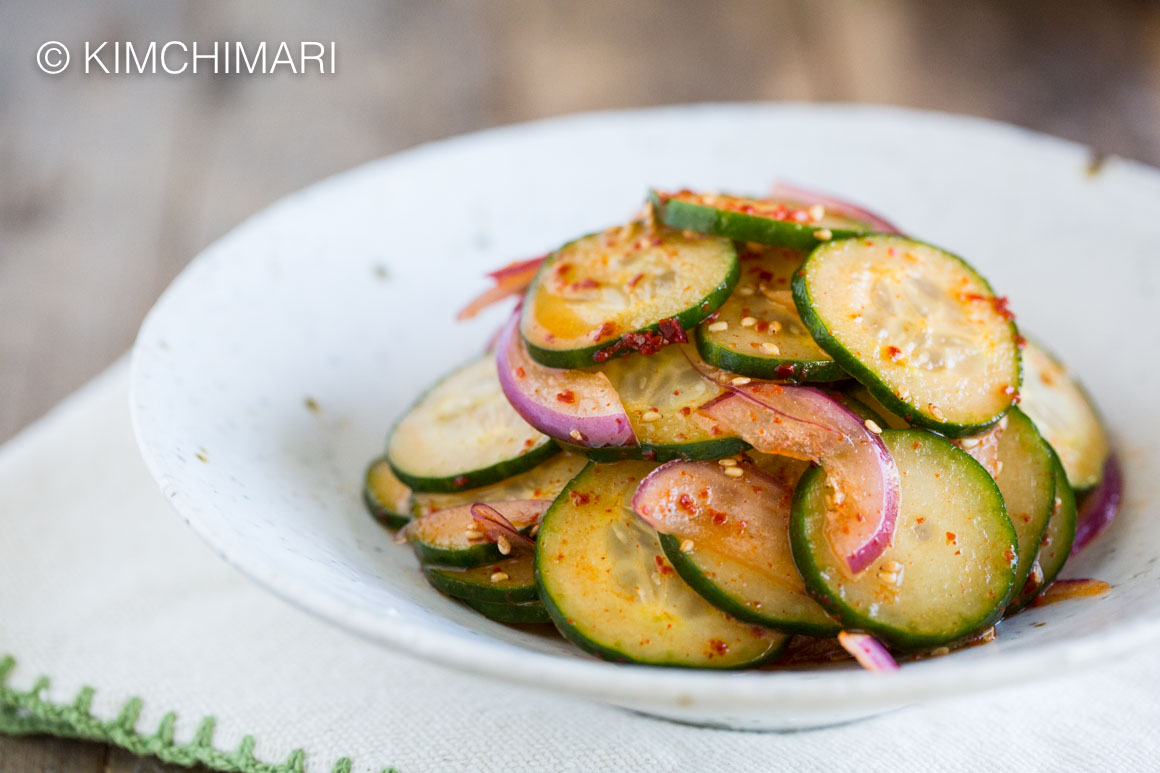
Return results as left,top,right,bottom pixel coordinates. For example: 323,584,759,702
768,321,783,333
718,458,738,467
813,228,833,241
490,571,509,583
738,286,756,297
883,560,903,573
998,415,1009,431
995,460,1004,476
759,342,780,355
960,437,980,448
569,429,583,441
707,321,728,332
723,466,744,478
864,419,883,434
529,523,541,537
927,403,945,421
730,376,751,386
930,646,950,657
977,627,997,643
680,539,695,553
641,410,662,422
464,528,483,540
496,535,511,555
740,316,757,327
809,204,826,221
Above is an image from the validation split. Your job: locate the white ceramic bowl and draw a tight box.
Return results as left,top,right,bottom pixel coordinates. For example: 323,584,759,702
131,104,1160,730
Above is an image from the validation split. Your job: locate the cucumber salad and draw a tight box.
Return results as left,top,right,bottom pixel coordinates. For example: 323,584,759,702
364,184,1119,671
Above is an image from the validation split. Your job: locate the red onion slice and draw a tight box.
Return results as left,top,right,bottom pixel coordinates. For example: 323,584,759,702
631,460,801,592
457,256,545,320
1072,455,1123,554
768,182,902,234
837,631,899,672
495,313,636,448
696,383,900,574
470,502,538,552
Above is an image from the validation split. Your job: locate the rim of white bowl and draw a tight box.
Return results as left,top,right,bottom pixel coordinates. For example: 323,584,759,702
131,102,1160,712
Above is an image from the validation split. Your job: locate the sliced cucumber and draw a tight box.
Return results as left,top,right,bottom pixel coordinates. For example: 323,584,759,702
410,453,587,518
1013,451,1077,609
536,461,787,666
463,598,552,625
520,222,738,368
423,555,537,604
652,191,871,250
405,500,543,568
793,235,1020,437
363,457,412,530
1019,339,1110,490
791,430,1017,650
563,344,746,462
387,354,558,493
845,385,910,429
695,245,845,382
991,408,1056,599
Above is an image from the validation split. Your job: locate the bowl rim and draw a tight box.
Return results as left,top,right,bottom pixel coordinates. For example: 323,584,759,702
130,101,1157,711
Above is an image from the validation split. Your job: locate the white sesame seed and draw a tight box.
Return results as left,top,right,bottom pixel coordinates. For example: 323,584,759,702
927,403,945,421
464,528,483,540
832,489,846,506
813,228,833,241
680,538,695,553
864,419,883,434
883,559,903,573
998,415,1009,431
995,460,1004,476
529,523,541,537
930,646,950,657
723,466,744,478
641,410,662,422
707,321,728,332
809,204,826,221
490,571,509,583
718,458,738,467
496,535,511,555
759,342,780,355
738,286,756,297
569,429,583,441
960,437,980,449
740,316,757,327
730,376,751,386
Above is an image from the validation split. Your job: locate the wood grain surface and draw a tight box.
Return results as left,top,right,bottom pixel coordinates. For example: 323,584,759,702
2,0,1158,770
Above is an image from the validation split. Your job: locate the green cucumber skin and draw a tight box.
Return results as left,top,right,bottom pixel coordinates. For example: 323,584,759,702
463,598,552,624
791,236,1021,438
557,437,749,464
521,237,740,369
653,192,865,251
410,540,504,569
1010,450,1077,611
362,487,411,531
423,565,538,604
657,533,840,637
389,437,560,494
534,465,785,668
694,325,848,383
1001,408,1057,601
789,434,1017,651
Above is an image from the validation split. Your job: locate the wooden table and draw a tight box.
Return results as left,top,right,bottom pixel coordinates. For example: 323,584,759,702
2,0,1158,769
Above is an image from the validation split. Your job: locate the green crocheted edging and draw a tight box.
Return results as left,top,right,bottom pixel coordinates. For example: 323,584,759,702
0,656,397,773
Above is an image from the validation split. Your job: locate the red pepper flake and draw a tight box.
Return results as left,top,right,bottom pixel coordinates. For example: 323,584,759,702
641,448,658,461
556,390,576,404
775,363,797,379
592,318,687,362
679,406,692,416
708,638,730,655
710,509,728,526
627,272,645,290
916,517,925,524
884,345,903,362
961,292,1015,321
569,490,591,506
1015,334,1027,349
946,531,957,545
453,475,470,488
755,320,770,333
515,367,526,379
592,321,617,342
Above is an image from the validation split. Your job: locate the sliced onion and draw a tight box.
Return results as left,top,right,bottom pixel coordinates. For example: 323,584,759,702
470,502,540,552
457,256,545,320
495,313,636,448
695,383,900,574
837,631,899,672
1072,455,1123,554
768,182,901,234
631,460,802,591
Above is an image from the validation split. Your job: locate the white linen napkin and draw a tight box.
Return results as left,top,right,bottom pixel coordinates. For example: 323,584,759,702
1,360,1157,772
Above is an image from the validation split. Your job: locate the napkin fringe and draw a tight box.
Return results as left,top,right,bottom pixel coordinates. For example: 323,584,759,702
0,656,396,773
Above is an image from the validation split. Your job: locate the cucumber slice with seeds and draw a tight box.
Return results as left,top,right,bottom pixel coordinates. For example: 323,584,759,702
463,598,552,625
423,555,537,604
653,191,871,250
363,458,412,530
387,354,558,493
562,345,746,462
991,408,1056,601
536,461,787,667
410,453,587,519
791,430,1017,650
520,222,738,368
794,235,1020,437
1019,339,1110,491
695,245,845,382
